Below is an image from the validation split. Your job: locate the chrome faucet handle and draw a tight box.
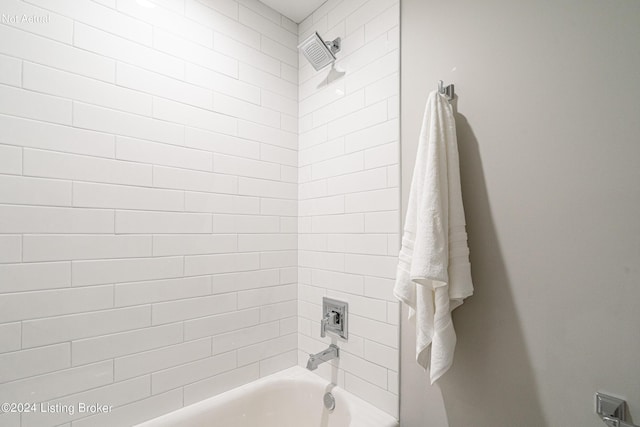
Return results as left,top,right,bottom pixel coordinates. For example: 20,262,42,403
320,311,337,338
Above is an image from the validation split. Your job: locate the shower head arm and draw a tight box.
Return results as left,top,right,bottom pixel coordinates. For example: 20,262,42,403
325,37,341,55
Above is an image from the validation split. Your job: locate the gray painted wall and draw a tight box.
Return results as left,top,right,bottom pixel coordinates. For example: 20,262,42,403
399,0,640,426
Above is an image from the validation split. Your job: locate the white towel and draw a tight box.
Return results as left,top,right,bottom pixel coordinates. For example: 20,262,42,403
394,91,474,384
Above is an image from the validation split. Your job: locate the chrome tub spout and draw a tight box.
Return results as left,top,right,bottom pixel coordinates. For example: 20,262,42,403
306,344,339,371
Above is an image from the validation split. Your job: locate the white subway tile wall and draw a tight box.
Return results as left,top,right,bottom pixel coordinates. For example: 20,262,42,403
0,0,399,423
297,0,399,418
0,0,298,425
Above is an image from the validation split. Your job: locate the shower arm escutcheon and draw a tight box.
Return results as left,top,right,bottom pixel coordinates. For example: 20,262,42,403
325,37,341,55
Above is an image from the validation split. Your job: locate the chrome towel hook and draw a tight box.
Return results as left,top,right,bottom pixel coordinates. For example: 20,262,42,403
438,80,455,101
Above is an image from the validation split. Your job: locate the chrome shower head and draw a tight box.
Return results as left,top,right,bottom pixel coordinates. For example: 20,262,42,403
298,32,341,71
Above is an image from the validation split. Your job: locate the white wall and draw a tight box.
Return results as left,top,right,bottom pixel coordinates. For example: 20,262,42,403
400,0,640,426
296,0,400,418
0,0,299,425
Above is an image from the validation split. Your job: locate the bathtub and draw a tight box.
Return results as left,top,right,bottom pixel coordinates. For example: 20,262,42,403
136,366,398,427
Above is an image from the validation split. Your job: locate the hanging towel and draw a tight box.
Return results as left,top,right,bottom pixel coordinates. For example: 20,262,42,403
394,91,474,384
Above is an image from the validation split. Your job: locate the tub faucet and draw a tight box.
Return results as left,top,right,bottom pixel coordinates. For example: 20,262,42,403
320,311,337,338
306,344,339,371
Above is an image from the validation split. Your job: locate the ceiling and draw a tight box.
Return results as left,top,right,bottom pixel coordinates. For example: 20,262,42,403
258,0,327,23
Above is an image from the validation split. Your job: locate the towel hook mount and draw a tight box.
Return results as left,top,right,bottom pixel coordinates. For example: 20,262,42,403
595,392,640,427
438,80,455,101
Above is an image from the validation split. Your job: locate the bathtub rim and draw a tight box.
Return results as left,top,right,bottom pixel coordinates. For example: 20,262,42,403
135,365,398,427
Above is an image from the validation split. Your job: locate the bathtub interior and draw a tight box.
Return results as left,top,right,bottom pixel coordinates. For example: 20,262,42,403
205,380,351,427
137,367,396,427
227,380,351,427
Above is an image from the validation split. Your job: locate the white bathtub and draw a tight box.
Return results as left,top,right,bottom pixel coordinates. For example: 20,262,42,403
136,366,398,427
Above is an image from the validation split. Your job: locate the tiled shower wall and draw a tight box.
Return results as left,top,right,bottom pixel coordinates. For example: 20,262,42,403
296,0,400,418
0,0,299,425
